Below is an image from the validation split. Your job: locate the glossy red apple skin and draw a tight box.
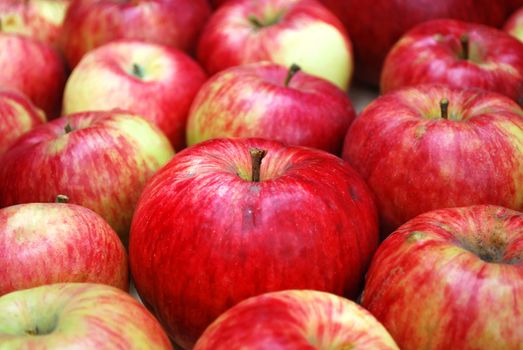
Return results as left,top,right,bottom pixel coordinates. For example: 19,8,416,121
194,290,399,350
197,0,353,91
342,84,523,234
0,33,66,118
504,6,523,42
0,201,128,296
0,89,45,155
61,0,211,68
381,19,523,104
0,110,175,241
186,62,355,155
0,0,71,49
63,40,207,151
361,205,523,350
317,0,508,86
0,283,173,349
130,137,379,349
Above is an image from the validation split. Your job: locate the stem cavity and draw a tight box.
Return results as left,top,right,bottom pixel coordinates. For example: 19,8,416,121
64,122,73,134
284,64,301,87
248,14,264,28
55,195,69,203
440,98,449,120
249,148,267,182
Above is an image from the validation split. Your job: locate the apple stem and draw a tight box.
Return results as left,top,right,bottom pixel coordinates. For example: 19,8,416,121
64,122,74,134
440,98,449,120
132,63,144,79
284,64,301,87
250,148,267,182
26,326,39,335
55,194,69,203
460,34,469,60
248,14,264,29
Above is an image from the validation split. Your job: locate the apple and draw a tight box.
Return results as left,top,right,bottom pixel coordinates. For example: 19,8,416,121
361,205,523,349
63,40,207,151
130,137,379,348
504,6,523,42
0,110,175,242
0,33,66,118
316,0,508,86
342,84,523,235
0,283,173,349
194,289,399,349
61,0,211,68
0,195,128,296
381,19,523,105
186,62,355,155
0,89,45,156
197,0,353,91
0,0,71,49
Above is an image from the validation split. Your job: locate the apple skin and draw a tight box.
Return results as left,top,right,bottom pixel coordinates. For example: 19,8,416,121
197,0,353,91
0,89,45,156
0,201,128,296
361,205,523,350
63,40,207,151
0,110,175,242
61,0,211,68
316,0,508,86
504,7,523,42
129,137,379,349
194,289,399,350
186,62,355,155
0,0,71,49
0,33,66,118
342,84,523,235
0,283,173,349
381,19,523,104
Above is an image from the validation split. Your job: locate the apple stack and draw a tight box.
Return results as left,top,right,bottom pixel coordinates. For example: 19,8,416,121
0,0,522,349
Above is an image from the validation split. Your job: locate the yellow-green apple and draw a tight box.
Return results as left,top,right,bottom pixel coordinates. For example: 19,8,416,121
197,0,353,91
186,62,355,154
0,196,128,296
130,137,379,348
504,7,523,42
342,84,523,235
63,40,207,151
0,89,45,156
0,33,66,118
0,110,175,242
0,0,71,49
0,283,173,349
316,0,508,86
61,0,211,68
361,205,523,350
195,289,399,350
381,19,523,104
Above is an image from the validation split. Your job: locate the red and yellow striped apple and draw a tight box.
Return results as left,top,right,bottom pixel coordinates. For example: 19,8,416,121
197,0,353,91
0,197,128,296
0,283,173,349
361,205,523,349
195,290,399,350
186,62,355,154
130,137,379,348
0,110,175,241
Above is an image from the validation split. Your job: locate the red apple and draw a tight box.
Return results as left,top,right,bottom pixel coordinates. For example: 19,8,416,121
0,196,128,296
0,0,71,49
130,137,379,348
197,0,353,91
0,33,66,118
361,205,523,349
342,84,523,234
504,6,523,42
61,0,211,68
317,0,508,86
0,110,175,241
195,289,399,349
63,40,207,151
0,89,45,155
0,283,173,349
186,62,355,154
381,19,523,105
